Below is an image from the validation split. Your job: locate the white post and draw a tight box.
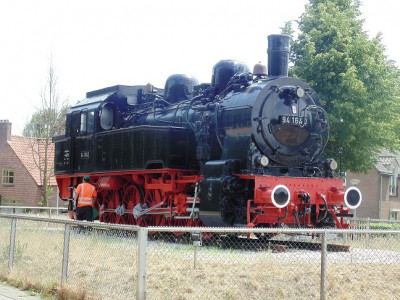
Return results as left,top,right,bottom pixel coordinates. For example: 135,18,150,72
61,223,71,284
366,217,370,247
137,228,148,300
8,218,17,269
320,231,327,300
57,187,60,215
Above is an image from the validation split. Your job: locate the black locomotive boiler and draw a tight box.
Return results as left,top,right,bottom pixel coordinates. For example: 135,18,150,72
54,34,362,229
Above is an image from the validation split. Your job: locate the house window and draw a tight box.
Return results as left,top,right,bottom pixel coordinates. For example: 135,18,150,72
2,169,14,186
390,174,398,196
390,211,398,221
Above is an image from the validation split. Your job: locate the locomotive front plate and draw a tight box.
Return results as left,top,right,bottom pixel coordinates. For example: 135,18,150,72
279,115,308,128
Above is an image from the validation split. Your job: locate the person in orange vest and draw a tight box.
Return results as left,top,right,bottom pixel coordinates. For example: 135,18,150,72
74,176,97,221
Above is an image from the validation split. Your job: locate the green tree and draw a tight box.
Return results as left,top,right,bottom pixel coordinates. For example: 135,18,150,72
23,57,70,206
285,0,400,172
23,106,68,138
280,21,296,63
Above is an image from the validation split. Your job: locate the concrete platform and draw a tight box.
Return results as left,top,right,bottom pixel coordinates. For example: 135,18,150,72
0,283,42,299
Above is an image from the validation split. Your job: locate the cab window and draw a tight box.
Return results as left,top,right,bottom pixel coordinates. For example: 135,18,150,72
80,110,95,134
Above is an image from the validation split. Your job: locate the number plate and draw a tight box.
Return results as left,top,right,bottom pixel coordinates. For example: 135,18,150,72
279,115,308,127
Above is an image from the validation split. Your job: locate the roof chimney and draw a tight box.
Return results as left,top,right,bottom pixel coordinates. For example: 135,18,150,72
0,120,12,142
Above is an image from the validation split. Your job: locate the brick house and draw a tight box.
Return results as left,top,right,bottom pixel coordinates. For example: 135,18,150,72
0,120,57,207
347,150,400,220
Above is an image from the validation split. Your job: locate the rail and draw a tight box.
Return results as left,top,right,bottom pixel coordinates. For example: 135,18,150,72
0,205,68,218
349,217,400,229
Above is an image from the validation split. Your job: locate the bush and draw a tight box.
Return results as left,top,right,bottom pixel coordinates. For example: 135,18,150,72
370,223,400,230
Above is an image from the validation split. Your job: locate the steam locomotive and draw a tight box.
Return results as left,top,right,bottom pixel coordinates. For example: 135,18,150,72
54,34,361,229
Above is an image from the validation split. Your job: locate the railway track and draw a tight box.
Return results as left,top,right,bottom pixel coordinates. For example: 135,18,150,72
213,235,350,252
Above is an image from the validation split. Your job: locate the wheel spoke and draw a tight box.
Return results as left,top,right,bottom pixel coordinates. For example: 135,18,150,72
144,190,167,227
101,190,122,224
122,185,144,225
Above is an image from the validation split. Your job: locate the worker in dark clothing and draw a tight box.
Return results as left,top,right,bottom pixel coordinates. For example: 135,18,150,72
74,176,97,221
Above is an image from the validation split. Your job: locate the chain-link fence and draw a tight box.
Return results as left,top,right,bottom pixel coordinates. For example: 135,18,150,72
0,214,400,299
0,215,139,299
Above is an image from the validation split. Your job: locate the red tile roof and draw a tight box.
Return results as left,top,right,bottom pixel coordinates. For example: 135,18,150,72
8,136,57,186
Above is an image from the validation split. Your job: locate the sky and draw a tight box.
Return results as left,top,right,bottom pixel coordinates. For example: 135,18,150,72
0,0,399,135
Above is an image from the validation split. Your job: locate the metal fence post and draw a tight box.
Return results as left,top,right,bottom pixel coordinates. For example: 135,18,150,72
61,223,71,284
366,218,370,247
320,231,327,300
137,227,148,300
8,218,17,269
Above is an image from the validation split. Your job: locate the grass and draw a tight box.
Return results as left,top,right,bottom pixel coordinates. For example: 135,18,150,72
0,219,400,299
0,272,89,300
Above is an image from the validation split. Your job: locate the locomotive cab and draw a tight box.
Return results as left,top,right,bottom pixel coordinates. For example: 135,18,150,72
55,84,166,176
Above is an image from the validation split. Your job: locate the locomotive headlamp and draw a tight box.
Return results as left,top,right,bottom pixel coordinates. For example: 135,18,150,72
271,185,291,208
296,87,305,98
255,155,269,167
325,159,338,171
344,187,362,209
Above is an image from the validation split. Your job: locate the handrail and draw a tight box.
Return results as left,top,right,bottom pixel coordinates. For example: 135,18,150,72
0,206,67,210
349,217,400,223
0,206,68,218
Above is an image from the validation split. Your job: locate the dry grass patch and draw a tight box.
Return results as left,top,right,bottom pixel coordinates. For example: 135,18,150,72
327,264,400,299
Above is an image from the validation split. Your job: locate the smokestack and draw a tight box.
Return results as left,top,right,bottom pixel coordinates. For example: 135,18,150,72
267,34,290,77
